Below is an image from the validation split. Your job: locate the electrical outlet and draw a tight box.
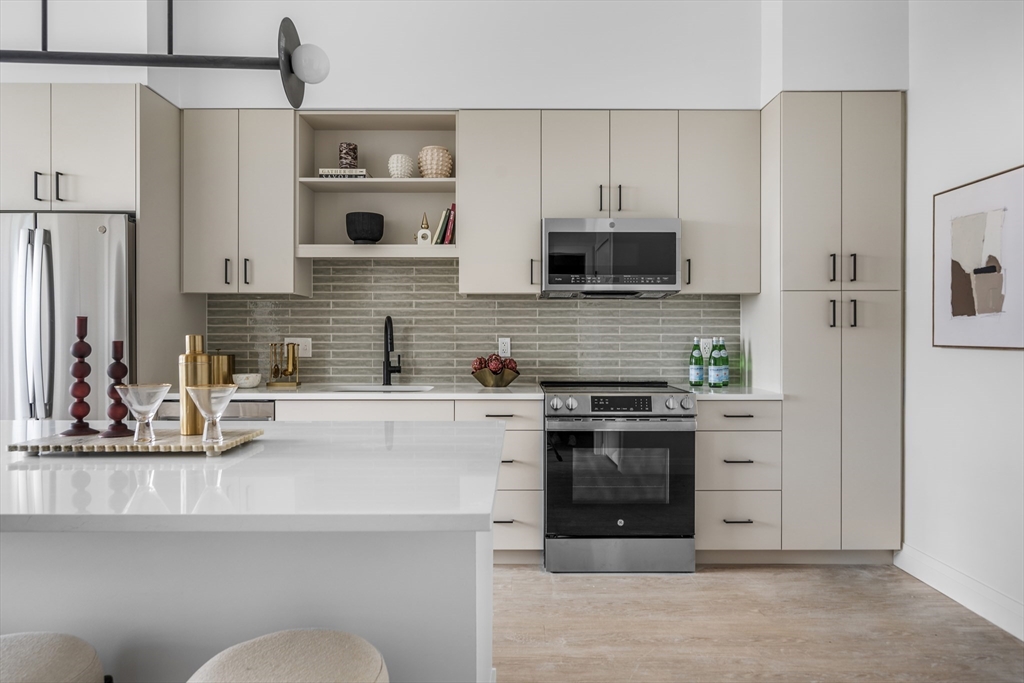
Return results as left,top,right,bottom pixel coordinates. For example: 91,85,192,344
284,337,313,358
498,337,511,358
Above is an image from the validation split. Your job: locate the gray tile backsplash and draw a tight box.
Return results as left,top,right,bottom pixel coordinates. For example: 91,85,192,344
207,259,741,386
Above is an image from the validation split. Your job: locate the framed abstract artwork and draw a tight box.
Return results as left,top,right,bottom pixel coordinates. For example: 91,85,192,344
933,165,1023,349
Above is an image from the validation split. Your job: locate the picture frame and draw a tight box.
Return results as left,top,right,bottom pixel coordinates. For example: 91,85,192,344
933,165,1024,349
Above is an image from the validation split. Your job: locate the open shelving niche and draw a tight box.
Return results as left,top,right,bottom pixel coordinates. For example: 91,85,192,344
295,111,458,259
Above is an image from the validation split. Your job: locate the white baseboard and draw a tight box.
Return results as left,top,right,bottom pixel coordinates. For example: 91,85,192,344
895,543,1023,641
494,550,542,565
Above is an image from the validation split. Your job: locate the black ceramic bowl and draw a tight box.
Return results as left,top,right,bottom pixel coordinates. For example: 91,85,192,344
346,212,384,244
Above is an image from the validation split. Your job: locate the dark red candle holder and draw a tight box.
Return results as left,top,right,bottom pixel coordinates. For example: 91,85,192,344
62,316,100,437
100,340,131,438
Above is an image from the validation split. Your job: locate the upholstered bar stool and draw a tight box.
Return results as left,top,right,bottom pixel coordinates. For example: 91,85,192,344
187,629,389,683
0,632,105,683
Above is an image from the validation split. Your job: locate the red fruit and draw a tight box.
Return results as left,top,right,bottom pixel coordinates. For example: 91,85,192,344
503,358,518,372
471,356,486,373
487,358,504,374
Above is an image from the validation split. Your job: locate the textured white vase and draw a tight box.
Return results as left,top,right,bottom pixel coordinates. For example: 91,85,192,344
418,146,453,178
388,154,415,178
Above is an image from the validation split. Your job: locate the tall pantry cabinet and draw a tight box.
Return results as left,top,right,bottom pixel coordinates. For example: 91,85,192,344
758,91,904,551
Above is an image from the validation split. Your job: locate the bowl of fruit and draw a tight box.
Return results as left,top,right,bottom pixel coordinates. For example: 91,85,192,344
471,354,520,388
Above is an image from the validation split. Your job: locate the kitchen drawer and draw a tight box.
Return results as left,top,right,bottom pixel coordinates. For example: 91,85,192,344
697,401,781,431
498,431,543,491
274,400,454,422
696,432,782,491
454,400,543,431
695,491,781,550
493,491,543,550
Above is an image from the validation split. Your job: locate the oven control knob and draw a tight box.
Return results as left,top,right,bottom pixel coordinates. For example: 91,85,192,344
549,397,563,411
680,395,694,411
665,397,677,410
565,397,579,411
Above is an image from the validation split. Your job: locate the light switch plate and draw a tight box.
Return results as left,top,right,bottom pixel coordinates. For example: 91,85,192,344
498,338,511,358
284,337,313,358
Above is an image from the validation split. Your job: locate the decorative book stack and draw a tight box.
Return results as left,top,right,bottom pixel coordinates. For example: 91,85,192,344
319,168,373,179
431,203,457,245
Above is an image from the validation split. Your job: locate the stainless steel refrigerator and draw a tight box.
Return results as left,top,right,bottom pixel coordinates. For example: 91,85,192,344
1,213,136,421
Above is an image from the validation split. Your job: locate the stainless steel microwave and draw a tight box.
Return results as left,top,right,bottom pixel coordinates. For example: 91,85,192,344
540,218,682,299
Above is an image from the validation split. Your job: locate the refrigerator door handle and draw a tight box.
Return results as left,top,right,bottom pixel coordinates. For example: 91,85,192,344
40,230,55,418
12,227,34,418
27,228,45,419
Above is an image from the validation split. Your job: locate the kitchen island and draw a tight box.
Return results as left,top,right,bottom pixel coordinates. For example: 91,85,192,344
0,419,505,683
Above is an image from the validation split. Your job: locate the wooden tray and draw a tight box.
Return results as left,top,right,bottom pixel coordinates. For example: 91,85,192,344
6,429,264,457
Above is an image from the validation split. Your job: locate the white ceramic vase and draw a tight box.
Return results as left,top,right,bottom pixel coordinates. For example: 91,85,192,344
418,146,453,178
388,154,415,178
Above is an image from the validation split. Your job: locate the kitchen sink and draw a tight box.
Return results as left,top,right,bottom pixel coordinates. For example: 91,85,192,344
328,385,434,393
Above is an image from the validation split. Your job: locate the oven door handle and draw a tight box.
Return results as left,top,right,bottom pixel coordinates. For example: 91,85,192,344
545,418,696,432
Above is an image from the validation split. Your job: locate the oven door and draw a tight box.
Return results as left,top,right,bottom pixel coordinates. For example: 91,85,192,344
545,418,695,538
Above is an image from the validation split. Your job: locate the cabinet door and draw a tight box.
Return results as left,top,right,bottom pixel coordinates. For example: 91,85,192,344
679,110,760,294
457,110,541,294
611,110,678,218
239,110,296,294
541,110,609,218
50,84,136,211
781,92,841,291
782,290,841,549
0,84,51,210
842,92,904,291
182,109,239,293
841,291,902,549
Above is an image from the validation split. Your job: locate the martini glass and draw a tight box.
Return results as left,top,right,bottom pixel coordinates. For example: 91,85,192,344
115,384,171,443
185,385,238,444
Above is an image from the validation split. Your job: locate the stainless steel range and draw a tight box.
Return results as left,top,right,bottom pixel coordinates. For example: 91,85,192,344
540,381,696,573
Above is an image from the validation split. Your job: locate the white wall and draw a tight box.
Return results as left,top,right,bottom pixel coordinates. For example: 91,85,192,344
896,0,1024,640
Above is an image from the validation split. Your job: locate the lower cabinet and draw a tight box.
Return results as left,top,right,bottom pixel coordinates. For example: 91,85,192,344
493,491,544,551
695,491,782,550
274,400,454,422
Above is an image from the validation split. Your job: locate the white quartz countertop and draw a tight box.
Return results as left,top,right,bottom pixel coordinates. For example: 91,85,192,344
688,386,783,401
0,420,505,533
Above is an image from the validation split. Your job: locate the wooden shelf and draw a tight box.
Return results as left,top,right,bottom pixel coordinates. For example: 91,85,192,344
299,177,456,193
296,244,459,259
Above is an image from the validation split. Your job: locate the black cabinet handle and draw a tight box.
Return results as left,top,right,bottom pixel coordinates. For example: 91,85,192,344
851,299,858,328
829,253,836,282
723,519,754,524
494,519,515,524
500,459,515,464
723,414,754,418
244,258,250,285
723,459,755,464
485,414,514,418
618,184,622,211
829,299,837,328
850,253,857,282
33,172,43,201
530,258,536,285
224,258,231,285
54,171,64,201
686,258,692,285
598,185,603,212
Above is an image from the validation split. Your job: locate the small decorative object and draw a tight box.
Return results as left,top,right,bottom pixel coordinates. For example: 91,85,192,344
418,145,453,178
63,316,99,436
100,340,131,438
933,165,1023,349
417,228,432,245
186,385,239,444
115,384,172,444
338,142,358,169
388,153,415,178
232,373,262,389
346,211,384,244
471,353,520,388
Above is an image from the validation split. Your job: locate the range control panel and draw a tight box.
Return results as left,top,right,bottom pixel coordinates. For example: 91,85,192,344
592,395,652,412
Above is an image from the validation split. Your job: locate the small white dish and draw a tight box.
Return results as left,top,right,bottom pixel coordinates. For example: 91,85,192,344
232,373,261,389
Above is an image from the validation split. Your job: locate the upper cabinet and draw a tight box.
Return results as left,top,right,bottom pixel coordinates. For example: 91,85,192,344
457,110,541,295
0,84,135,212
679,111,761,294
541,110,678,219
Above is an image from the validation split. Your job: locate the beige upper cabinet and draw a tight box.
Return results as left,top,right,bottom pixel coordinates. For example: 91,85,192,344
610,110,678,218
458,110,541,295
182,110,240,294
50,84,136,212
781,92,842,291
679,110,760,294
541,110,609,218
842,92,904,291
0,84,51,210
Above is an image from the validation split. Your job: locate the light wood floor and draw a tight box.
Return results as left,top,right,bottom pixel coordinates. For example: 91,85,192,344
493,564,1024,682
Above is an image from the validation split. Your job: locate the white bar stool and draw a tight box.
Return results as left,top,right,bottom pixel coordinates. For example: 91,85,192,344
0,632,105,683
187,629,389,683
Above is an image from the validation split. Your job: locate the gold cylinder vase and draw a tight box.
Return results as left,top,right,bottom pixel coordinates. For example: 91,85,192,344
209,352,235,384
178,334,210,436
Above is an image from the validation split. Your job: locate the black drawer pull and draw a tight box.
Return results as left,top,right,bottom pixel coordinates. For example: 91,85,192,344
54,171,64,201
485,414,514,418
618,184,622,211
723,459,754,464
723,519,754,524
500,459,515,464
494,519,515,524
723,414,754,418
829,253,836,282
34,171,43,201
224,258,231,285
686,258,692,285
850,253,857,282
244,258,250,285
598,185,603,212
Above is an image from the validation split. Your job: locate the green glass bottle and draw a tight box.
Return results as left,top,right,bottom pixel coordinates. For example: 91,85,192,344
721,337,730,387
688,337,704,387
709,337,724,388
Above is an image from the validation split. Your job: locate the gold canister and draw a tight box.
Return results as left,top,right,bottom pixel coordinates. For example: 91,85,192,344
178,334,210,436
209,351,235,384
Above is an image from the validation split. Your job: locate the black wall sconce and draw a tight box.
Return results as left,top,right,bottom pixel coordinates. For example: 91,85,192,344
0,0,329,108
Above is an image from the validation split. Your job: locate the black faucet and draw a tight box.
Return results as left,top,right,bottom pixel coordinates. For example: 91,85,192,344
383,316,402,385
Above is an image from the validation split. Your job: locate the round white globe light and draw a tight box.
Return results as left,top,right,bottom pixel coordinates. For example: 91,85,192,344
291,43,330,84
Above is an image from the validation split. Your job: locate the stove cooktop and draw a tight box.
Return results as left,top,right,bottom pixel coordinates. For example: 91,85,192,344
540,380,696,417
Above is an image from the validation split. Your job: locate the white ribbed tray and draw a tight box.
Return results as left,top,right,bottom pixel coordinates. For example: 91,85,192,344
6,429,264,457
